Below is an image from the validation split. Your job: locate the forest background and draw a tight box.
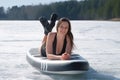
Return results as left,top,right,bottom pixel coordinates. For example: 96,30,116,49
0,0,120,20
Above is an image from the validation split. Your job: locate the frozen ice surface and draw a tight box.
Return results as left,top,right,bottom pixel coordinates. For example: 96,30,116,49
0,20,120,80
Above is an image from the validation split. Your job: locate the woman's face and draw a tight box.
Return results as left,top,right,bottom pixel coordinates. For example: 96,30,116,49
58,21,69,35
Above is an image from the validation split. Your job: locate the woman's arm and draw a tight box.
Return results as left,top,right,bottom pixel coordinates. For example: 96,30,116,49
46,32,62,60
65,35,72,54
59,36,72,60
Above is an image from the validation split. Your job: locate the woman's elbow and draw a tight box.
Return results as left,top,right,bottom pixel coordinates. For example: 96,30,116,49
46,54,53,60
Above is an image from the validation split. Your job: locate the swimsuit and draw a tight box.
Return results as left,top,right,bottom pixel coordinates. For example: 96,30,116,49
41,34,67,57
52,34,67,55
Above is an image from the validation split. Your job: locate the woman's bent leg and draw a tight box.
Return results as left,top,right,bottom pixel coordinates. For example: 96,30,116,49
40,42,47,57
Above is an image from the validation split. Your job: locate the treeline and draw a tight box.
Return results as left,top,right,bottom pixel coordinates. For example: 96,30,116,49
0,0,120,20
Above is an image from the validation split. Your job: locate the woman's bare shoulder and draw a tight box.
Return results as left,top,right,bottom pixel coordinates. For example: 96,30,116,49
48,32,56,36
66,35,71,41
66,35,70,39
47,32,56,41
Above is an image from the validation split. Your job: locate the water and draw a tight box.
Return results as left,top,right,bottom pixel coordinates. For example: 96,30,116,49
0,20,120,80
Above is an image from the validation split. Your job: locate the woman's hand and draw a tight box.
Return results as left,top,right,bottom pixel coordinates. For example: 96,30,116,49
61,52,70,60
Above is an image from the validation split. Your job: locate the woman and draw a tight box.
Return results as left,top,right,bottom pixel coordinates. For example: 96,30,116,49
39,14,74,60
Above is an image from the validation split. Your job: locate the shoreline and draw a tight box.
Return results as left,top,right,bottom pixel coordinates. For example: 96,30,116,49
0,18,120,21
109,18,120,21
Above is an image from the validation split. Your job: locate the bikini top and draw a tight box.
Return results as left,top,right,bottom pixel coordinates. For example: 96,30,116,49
52,34,67,55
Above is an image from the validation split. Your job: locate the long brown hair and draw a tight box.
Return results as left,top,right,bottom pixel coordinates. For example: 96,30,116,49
56,17,74,48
